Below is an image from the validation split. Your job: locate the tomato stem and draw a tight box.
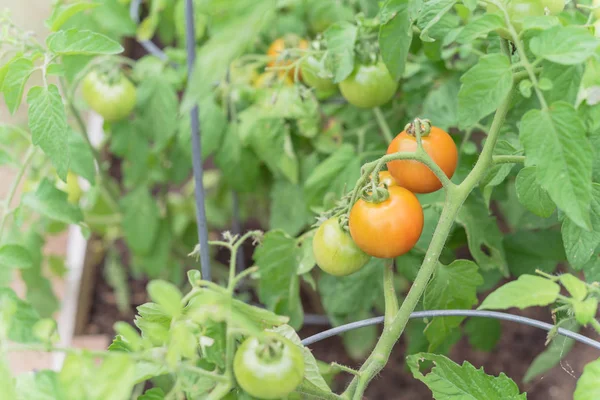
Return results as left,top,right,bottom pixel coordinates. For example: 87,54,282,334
373,107,394,143
383,260,399,326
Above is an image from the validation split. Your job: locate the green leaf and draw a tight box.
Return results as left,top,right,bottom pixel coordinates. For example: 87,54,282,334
456,195,507,274
270,180,311,236
464,318,501,352
16,370,64,400
0,355,16,400
407,353,526,399
574,358,600,400
68,130,96,184
59,353,136,400
458,53,513,129
520,102,593,230
324,21,358,83
378,0,413,81
136,76,178,150
530,26,599,65
248,119,298,184
422,77,460,132
120,187,160,255
22,179,83,224
47,2,100,31
504,230,565,276
27,85,71,180
524,319,578,382
423,260,483,350
559,274,588,301
479,275,560,310
416,0,457,42
0,287,41,343
582,252,600,283
540,62,583,105
297,234,316,275
561,184,600,269
214,125,261,193
304,144,356,207
2,57,35,114
319,258,383,317
147,280,182,318
515,166,556,218
0,244,33,269
254,231,304,329
456,14,504,43
139,388,165,400
47,29,123,55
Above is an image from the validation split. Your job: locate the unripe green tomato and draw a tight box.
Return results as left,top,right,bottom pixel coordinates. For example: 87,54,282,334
301,56,337,92
339,61,398,108
312,217,371,276
233,333,304,399
573,297,599,325
82,70,137,122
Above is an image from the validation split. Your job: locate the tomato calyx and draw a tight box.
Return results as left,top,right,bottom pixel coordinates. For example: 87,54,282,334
404,117,432,139
255,337,286,363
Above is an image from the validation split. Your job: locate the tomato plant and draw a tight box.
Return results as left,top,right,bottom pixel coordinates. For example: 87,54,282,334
1,0,600,399
386,124,458,193
313,217,371,276
233,332,305,399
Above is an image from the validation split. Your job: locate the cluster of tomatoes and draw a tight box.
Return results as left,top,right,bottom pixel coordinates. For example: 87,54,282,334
313,125,458,276
261,34,398,108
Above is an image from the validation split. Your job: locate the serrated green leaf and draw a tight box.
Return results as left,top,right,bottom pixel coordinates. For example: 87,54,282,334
504,230,565,276
254,231,304,329
540,62,583,105
248,119,298,184
423,260,483,350
47,29,123,55
561,184,600,269
456,13,504,43
120,187,160,255
324,21,357,83
479,275,560,310
2,57,35,115
422,78,460,132
524,319,578,383
458,54,513,129
270,180,311,236
464,318,501,352
68,130,96,184
574,358,600,400
0,287,41,343
515,166,556,218
559,274,588,301
304,144,356,207
520,102,593,230
407,352,526,399
22,180,83,224
147,280,182,318
16,370,64,400
214,125,261,192
416,0,457,42
27,85,71,180
456,195,507,274
48,2,100,31
378,0,413,81
0,244,33,269
136,76,178,151
530,26,599,65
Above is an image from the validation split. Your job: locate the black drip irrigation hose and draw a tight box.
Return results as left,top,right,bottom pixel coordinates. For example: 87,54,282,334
129,1,600,353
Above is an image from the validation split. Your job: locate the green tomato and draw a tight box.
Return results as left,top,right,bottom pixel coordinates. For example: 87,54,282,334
339,61,398,108
313,217,371,276
233,333,304,399
82,70,137,122
301,56,337,92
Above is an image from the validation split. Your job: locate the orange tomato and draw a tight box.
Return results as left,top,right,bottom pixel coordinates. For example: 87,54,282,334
267,36,309,80
349,186,424,258
378,171,398,188
386,126,458,194
253,71,293,88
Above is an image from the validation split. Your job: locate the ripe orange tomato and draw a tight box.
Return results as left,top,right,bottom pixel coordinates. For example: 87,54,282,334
267,35,309,80
349,186,424,258
386,126,458,194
